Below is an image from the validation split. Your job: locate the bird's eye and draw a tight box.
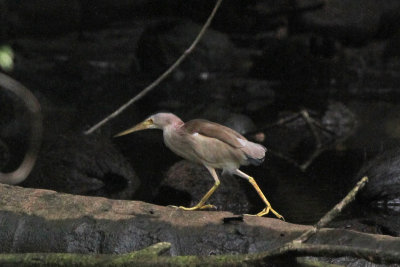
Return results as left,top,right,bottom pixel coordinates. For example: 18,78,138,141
148,118,153,124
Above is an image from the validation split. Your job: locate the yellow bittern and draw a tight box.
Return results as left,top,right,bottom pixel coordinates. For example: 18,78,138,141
115,113,283,220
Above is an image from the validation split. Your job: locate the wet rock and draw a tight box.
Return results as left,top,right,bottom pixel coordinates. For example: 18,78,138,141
241,80,276,113
382,29,400,73
343,41,400,98
224,114,256,135
355,148,400,210
301,0,400,45
2,0,81,36
22,133,140,199
170,0,322,34
253,34,343,91
136,20,250,78
264,102,356,162
1,0,151,37
322,102,357,140
346,102,400,155
351,148,400,236
221,78,276,114
162,77,276,122
154,160,251,215
192,104,233,124
12,25,145,109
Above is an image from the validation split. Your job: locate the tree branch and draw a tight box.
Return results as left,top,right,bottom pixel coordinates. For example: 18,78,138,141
1,241,400,266
84,0,224,135
0,73,42,184
258,243,400,265
295,176,368,243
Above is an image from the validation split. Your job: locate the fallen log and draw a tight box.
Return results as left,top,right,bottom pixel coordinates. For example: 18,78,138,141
0,183,400,261
0,184,306,255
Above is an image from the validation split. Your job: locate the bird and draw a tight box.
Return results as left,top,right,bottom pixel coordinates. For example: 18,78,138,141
115,113,284,220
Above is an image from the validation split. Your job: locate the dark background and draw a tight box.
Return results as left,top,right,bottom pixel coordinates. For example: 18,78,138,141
1,0,400,231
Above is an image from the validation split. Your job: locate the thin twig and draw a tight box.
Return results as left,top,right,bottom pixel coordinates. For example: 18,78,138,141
0,73,42,184
299,149,323,171
299,109,324,171
310,118,338,137
300,109,321,148
246,113,302,136
84,0,224,135
249,176,371,264
244,177,370,265
267,149,302,169
251,109,353,172
295,176,368,243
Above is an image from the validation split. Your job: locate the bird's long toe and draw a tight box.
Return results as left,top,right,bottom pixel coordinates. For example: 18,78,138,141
245,207,285,221
176,204,217,211
270,208,285,221
260,207,285,221
256,207,271,217
198,204,217,210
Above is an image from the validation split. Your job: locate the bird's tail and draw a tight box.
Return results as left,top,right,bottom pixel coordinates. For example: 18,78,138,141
242,141,267,166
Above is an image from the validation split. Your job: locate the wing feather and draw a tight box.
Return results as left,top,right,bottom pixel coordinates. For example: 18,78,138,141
183,119,246,148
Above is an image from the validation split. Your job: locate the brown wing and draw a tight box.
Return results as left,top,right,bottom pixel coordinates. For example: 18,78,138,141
183,119,247,148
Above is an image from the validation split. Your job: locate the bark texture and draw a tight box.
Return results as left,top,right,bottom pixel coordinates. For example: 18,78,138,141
0,183,399,258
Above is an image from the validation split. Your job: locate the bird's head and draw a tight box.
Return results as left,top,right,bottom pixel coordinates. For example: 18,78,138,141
114,113,183,137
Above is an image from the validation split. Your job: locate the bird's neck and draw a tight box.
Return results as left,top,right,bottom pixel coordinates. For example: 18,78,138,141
163,121,184,137
166,120,184,130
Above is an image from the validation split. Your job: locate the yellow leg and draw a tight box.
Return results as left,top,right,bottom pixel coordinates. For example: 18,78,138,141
179,180,220,210
176,166,220,211
235,170,284,220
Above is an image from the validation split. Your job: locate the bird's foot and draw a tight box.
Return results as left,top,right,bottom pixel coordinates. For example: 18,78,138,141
245,206,285,221
258,207,285,221
170,204,217,211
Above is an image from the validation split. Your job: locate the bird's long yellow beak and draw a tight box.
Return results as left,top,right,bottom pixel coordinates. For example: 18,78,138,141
114,119,154,137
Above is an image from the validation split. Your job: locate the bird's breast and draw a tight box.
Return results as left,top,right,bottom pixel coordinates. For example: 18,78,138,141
163,128,200,163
